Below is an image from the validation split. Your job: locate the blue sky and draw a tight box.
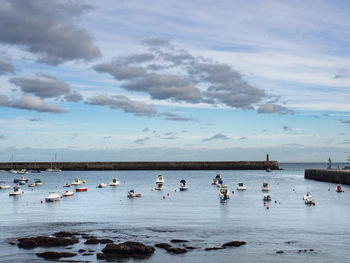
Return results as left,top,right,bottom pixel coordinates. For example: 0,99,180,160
0,0,349,162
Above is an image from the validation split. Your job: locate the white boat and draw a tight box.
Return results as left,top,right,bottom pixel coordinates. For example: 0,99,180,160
63,183,71,187
219,184,230,201
17,169,27,174
14,176,29,183
34,179,43,186
303,192,314,204
0,181,10,189
9,169,19,174
28,182,36,187
179,179,188,191
263,193,271,201
62,190,74,197
109,178,120,186
9,186,22,196
127,190,142,198
19,180,26,185
71,178,82,185
236,182,247,191
155,182,164,190
45,192,61,202
261,182,270,191
46,153,61,172
156,175,164,183
212,173,221,185
97,183,107,188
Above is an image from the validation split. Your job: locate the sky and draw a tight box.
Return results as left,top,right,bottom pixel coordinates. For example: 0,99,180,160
0,0,349,162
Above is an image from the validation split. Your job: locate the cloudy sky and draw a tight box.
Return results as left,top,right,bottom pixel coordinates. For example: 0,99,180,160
0,0,349,162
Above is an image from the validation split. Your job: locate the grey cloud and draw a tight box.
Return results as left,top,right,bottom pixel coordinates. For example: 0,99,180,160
162,112,196,122
339,140,350,145
29,118,41,122
86,94,156,116
141,37,172,48
0,0,100,65
257,103,294,115
134,137,150,144
158,132,178,140
142,128,149,132
0,135,6,139
202,133,230,142
10,73,83,101
340,119,350,124
0,58,15,75
239,137,247,140
0,95,66,113
93,64,147,80
104,136,112,139
283,125,292,131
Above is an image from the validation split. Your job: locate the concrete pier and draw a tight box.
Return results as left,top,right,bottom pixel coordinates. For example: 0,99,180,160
0,160,279,171
305,169,350,185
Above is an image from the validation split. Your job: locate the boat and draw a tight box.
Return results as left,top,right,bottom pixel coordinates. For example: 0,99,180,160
155,182,164,190
127,190,142,198
216,178,224,187
211,173,221,185
236,182,247,191
63,183,71,187
179,179,188,191
303,192,315,204
263,193,271,201
46,153,62,172
17,169,28,174
0,181,10,189
30,170,41,173
219,184,230,201
261,182,270,191
156,175,164,183
19,180,26,185
336,185,343,192
45,192,60,202
62,190,74,196
71,178,82,185
109,178,120,186
76,187,88,192
9,169,19,174
13,176,29,183
266,168,271,172
28,182,36,187
9,186,22,196
97,183,107,188
34,179,43,186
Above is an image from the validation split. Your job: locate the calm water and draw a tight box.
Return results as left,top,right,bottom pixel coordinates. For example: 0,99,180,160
0,163,349,262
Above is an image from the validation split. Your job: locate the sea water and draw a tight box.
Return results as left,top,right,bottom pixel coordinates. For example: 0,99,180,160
0,163,350,262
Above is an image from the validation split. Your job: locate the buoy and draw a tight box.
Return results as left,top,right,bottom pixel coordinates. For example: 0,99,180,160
60,196,62,198
41,200,43,203
167,193,169,196
264,202,266,206
175,189,176,192
163,196,165,199
151,189,154,191
32,188,34,191
313,202,316,206
328,188,330,191
83,180,86,183
266,206,269,210
275,200,277,203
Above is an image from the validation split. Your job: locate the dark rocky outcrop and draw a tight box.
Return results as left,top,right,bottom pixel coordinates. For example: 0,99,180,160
78,249,86,253
171,239,189,243
83,253,94,256
36,251,76,259
166,247,187,254
53,231,80,238
276,250,284,254
99,239,114,244
18,236,79,249
205,247,224,251
101,241,155,259
222,241,246,247
84,238,100,245
155,243,172,249
185,246,196,249
8,242,16,246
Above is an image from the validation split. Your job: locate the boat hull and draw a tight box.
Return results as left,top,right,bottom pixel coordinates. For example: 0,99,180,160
76,188,88,192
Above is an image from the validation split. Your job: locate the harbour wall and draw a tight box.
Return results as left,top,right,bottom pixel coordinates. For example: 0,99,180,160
304,169,350,185
0,161,279,171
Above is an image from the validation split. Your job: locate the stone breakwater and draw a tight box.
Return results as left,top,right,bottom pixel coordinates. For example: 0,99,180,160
0,161,279,171
305,169,350,185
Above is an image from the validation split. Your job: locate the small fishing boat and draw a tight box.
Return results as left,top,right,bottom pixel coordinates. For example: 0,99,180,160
109,178,120,186
336,185,343,192
76,187,88,192
17,169,28,174
303,192,314,204
13,176,29,183
236,182,247,191
179,179,188,191
219,184,230,201
63,183,71,187
127,190,142,198
62,190,74,197
28,182,36,187
211,173,221,185
34,179,43,186
0,181,10,189
155,182,164,190
263,193,271,201
30,169,41,173
71,178,82,186
261,182,270,191
156,175,164,183
19,180,27,185
45,192,60,202
266,168,271,172
97,183,107,188
9,186,22,196
216,178,224,187
46,168,62,172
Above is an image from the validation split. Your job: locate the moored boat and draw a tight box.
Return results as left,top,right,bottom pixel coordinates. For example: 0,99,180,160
212,173,221,185
9,186,22,196
0,181,10,189
45,192,60,202
13,176,29,183
261,182,270,191
155,175,164,190
236,182,247,191
28,182,36,187
303,192,315,204
109,178,120,186
63,183,71,187
336,185,343,192
263,193,271,201
97,183,107,188
71,178,82,186
179,179,188,191
219,184,230,201
127,190,142,198
62,190,74,197
34,179,43,186
76,187,88,192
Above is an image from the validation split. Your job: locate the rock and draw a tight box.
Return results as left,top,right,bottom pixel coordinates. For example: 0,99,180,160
84,238,100,245
185,246,196,249
53,231,79,237
99,239,114,244
310,249,314,252
81,234,97,239
285,241,297,244
166,247,187,254
88,249,95,252
96,253,105,259
155,243,172,249
8,242,16,246
83,253,94,256
205,247,224,251
171,239,188,243
18,236,79,249
276,250,284,254
36,251,76,259
222,241,246,247
102,241,155,259
78,249,86,253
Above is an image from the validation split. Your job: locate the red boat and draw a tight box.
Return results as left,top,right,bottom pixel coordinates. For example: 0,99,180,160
76,187,88,192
